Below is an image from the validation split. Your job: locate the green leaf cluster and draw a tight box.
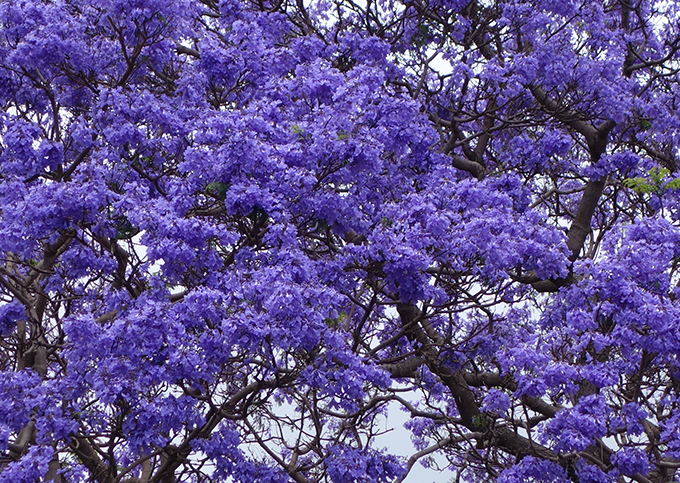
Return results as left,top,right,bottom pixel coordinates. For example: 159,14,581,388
324,311,347,328
115,217,139,240
205,181,229,200
623,167,680,194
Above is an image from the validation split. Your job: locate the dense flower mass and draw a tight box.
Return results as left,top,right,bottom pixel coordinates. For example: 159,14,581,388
2,0,680,482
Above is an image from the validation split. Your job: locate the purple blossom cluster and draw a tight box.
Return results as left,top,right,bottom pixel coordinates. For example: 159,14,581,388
1,0,680,482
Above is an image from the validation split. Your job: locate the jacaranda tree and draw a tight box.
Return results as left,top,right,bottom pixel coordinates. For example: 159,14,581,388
2,0,680,481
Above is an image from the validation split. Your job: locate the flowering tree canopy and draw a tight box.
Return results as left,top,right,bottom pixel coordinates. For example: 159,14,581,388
2,0,680,482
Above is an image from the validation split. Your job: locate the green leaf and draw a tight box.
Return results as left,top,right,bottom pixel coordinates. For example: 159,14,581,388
324,311,347,328
472,414,488,428
115,217,139,240
623,177,653,194
664,178,680,191
624,167,673,194
205,181,229,200
648,167,670,185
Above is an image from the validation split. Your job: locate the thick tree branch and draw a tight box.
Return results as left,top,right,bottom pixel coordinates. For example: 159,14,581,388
71,435,114,483
396,302,562,464
382,355,424,378
529,85,598,143
450,154,487,180
175,44,200,58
